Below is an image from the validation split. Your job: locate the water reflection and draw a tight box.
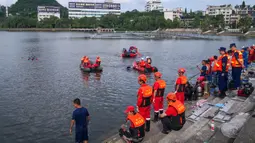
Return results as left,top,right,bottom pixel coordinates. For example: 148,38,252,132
81,72,102,87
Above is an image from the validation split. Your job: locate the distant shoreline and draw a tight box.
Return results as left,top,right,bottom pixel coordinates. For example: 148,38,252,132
0,28,255,37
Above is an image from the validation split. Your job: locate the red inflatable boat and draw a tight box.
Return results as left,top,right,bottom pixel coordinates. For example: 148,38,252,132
132,61,158,73
122,46,138,58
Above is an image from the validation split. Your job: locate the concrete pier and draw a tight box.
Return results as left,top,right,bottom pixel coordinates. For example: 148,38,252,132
103,70,255,143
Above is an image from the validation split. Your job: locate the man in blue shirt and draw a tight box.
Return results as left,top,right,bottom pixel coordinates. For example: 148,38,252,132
241,47,249,70
70,98,90,143
197,60,207,77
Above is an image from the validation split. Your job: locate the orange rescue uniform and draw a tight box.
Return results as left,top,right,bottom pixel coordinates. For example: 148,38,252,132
153,79,166,113
175,75,187,104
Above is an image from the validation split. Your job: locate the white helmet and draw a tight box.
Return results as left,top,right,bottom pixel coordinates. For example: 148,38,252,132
141,57,144,60
146,56,150,59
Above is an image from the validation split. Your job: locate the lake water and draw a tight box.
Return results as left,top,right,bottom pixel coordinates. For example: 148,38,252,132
0,32,254,143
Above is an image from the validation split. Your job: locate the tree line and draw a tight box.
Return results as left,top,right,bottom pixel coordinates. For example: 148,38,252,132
0,7,254,32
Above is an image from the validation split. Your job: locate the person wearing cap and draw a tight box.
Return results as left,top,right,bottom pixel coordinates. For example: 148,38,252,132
159,92,186,134
152,72,166,122
175,68,187,104
241,47,248,70
230,43,244,89
215,47,229,98
137,74,153,132
119,106,145,142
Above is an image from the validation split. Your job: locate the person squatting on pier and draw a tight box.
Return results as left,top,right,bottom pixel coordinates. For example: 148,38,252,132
160,92,186,134
119,106,145,143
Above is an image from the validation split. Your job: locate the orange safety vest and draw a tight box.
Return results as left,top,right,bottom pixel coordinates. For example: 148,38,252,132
154,79,166,97
127,113,145,128
212,59,219,72
215,54,230,72
96,58,101,65
140,61,146,67
231,50,243,67
168,100,186,125
168,100,186,114
139,85,153,107
175,75,187,92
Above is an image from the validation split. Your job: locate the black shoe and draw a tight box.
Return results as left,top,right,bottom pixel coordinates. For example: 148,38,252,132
153,112,159,122
159,110,163,114
161,130,169,134
145,120,150,132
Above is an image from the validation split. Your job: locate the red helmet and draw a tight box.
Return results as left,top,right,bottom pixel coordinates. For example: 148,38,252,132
154,72,162,78
166,92,177,101
138,74,147,82
178,68,186,73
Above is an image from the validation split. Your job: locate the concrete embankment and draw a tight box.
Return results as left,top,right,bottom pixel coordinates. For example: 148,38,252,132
103,68,255,143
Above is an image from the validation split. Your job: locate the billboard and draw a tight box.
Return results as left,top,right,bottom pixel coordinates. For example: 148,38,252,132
68,2,121,10
37,6,60,13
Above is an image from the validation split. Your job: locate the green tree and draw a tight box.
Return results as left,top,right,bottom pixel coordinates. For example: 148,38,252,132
0,5,6,18
241,1,246,9
238,16,252,33
172,17,180,28
185,8,187,14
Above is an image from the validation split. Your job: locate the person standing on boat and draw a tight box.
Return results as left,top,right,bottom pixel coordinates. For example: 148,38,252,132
152,72,166,122
70,98,90,143
137,74,153,132
175,68,187,104
230,43,244,90
216,47,229,98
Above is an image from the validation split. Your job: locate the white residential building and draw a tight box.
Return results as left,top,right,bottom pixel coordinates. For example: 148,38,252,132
145,0,164,12
205,4,233,24
68,0,121,18
164,8,183,21
37,6,60,21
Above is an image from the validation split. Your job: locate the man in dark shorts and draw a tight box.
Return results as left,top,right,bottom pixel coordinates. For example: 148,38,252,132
70,98,90,143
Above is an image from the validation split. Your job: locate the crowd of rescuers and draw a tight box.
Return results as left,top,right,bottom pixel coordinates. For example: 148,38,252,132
119,69,187,142
70,43,255,143
195,43,255,98
80,56,101,68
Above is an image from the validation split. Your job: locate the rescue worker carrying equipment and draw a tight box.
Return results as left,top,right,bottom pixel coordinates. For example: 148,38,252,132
152,72,166,122
159,92,186,134
175,68,187,104
119,106,145,143
137,74,153,132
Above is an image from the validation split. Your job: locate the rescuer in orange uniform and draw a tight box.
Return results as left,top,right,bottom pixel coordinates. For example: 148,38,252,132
137,74,153,132
230,43,244,89
139,58,146,68
81,56,87,64
83,57,91,68
211,56,218,87
94,56,101,68
152,72,166,122
119,106,145,142
215,47,229,98
175,68,187,104
159,92,186,134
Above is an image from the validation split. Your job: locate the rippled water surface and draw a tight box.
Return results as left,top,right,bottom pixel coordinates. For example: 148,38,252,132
0,32,254,143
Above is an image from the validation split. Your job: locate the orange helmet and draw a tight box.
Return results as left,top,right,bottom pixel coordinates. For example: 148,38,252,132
178,68,186,73
154,72,162,78
138,74,147,82
166,92,177,101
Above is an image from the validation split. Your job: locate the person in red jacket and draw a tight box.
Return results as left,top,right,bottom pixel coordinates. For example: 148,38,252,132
137,74,153,132
152,72,166,122
160,92,186,134
175,68,187,104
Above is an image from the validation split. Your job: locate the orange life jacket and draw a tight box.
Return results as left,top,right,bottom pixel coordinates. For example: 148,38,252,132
215,54,230,72
139,85,153,107
168,100,186,114
168,100,186,125
140,61,146,67
96,58,101,65
154,79,166,97
175,75,187,92
127,113,145,128
231,50,243,67
212,59,219,72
